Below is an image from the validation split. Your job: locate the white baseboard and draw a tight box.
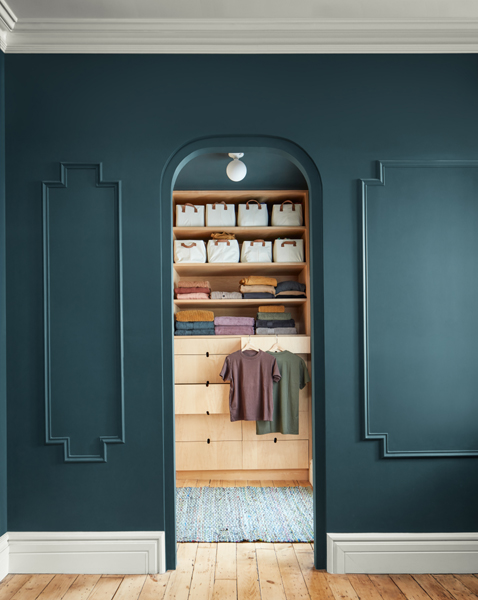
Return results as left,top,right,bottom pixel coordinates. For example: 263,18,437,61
3,532,165,575
327,533,478,574
0,534,8,582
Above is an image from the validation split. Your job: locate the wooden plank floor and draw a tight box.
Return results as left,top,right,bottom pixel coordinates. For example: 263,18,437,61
2,557,477,600
3,483,476,599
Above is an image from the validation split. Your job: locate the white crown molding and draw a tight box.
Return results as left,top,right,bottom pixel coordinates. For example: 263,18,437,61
0,0,16,33
327,533,478,574
5,531,165,575
3,17,478,53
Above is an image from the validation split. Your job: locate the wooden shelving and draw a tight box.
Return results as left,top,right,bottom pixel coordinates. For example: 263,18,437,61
174,298,306,308
173,225,306,241
174,262,306,277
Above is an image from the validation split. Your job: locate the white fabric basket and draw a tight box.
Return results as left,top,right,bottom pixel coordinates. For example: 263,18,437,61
237,200,268,226
207,239,240,263
174,240,206,263
205,202,236,227
273,239,304,263
271,201,303,226
176,204,205,227
240,239,272,263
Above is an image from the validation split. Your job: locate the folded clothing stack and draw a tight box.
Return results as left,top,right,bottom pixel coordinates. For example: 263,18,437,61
175,310,215,336
275,280,306,298
255,311,297,335
239,275,278,299
211,291,243,299
175,280,211,300
214,316,255,336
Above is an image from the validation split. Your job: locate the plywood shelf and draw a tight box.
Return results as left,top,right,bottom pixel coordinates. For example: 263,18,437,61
173,262,306,276
174,298,306,308
173,226,306,241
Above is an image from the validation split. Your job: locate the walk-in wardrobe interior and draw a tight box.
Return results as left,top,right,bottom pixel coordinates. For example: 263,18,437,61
173,154,313,484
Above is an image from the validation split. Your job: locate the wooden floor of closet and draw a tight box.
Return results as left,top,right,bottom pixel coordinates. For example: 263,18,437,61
2,564,478,600
176,479,311,488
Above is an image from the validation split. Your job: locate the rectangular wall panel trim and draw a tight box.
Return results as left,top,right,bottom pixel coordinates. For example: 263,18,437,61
327,533,478,574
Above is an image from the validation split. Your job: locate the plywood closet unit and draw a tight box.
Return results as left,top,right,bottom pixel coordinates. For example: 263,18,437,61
173,190,312,482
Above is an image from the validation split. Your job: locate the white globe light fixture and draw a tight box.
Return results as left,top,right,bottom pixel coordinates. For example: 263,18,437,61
226,153,247,182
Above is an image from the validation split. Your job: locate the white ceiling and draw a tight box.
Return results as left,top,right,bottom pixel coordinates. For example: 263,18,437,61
7,0,478,20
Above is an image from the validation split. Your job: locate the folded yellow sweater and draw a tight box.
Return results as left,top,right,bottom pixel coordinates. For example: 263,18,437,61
175,310,214,322
240,276,277,287
258,305,285,313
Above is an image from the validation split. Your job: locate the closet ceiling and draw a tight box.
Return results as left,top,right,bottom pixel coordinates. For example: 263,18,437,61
1,0,477,52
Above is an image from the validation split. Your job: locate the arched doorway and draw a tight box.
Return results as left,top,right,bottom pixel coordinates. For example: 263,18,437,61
159,135,325,571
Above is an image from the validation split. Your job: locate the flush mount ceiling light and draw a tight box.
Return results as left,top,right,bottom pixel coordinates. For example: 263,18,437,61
226,153,247,182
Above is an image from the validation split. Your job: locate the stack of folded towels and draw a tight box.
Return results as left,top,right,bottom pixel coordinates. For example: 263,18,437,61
275,280,306,298
214,316,255,336
239,275,277,299
175,310,215,336
255,306,297,335
174,280,211,300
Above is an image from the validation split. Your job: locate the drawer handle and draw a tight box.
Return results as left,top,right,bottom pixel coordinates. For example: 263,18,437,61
206,411,210,415
206,352,209,357
207,438,211,444
274,438,278,443
206,381,210,387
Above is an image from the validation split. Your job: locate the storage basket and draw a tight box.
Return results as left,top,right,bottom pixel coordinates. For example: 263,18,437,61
271,200,303,226
174,240,206,263
237,199,268,226
205,202,236,227
207,239,240,263
175,203,205,227
273,239,304,263
240,239,272,263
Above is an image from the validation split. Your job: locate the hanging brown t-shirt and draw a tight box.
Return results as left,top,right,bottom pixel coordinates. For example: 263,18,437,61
220,349,281,421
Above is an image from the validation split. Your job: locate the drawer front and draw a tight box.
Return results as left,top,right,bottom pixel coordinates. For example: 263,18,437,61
243,440,309,469
176,414,241,442
243,336,310,354
242,410,309,441
176,441,243,471
174,355,227,384
174,338,241,355
175,384,230,415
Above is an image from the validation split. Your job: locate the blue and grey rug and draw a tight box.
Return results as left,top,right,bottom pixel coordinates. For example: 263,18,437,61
176,486,313,543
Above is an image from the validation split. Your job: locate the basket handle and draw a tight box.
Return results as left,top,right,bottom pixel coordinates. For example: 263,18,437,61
212,202,228,210
250,239,266,247
280,200,295,212
281,241,297,247
214,240,231,246
181,203,198,213
181,242,197,248
246,200,262,210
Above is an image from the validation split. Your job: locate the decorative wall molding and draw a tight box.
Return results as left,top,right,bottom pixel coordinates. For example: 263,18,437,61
0,0,16,33
2,532,165,575
2,18,478,53
327,533,478,574
361,160,478,458
43,163,124,463
0,533,8,582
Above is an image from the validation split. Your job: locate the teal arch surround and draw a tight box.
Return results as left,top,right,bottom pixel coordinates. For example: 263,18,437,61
159,135,325,571
43,162,125,463
361,160,478,458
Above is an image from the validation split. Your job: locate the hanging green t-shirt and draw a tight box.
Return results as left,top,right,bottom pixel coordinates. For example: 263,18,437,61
256,350,310,435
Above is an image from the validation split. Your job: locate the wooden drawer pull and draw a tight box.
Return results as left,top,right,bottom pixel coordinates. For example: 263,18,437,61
206,411,210,415
206,352,209,357
207,439,211,444
274,438,278,443
206,381,209,387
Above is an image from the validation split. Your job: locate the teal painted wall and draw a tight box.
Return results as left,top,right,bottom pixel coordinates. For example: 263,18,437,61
4,55,478,565
0,50,6,537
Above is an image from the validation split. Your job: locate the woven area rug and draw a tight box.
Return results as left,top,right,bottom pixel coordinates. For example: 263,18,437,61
176,486,313,543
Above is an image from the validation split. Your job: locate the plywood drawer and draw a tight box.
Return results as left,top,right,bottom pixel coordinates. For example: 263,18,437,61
176,441,243,471
174,355,227,384
175,414,241,442
174,337,241,355
242,411,309,441
243,440,309,469
243,336,310,354
175,384,230,415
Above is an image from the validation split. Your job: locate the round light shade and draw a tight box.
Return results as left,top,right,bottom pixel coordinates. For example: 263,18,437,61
226,158,247,182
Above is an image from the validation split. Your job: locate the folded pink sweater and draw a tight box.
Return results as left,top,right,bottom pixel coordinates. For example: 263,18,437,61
214,316,255,326
215,326,255,336
176,293,210,300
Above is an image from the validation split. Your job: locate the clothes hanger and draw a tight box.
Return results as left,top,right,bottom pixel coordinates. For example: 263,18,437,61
242,335,259,352
269,334,285,353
